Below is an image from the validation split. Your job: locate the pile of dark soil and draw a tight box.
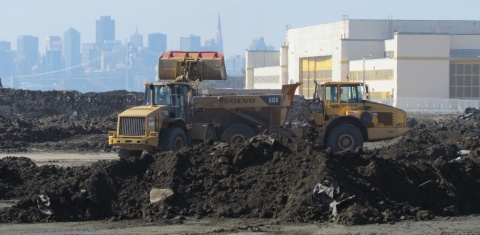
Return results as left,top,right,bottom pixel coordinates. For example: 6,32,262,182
1,88,480,226
0,88,142,152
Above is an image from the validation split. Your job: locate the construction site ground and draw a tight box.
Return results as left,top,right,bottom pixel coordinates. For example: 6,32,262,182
1,88,480,234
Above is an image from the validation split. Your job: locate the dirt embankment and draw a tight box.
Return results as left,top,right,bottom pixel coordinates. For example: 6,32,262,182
1,88,480,226
0,89,142,152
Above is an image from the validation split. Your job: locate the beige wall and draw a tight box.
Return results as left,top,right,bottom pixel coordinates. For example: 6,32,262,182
253,66,281,89
245,50,279,88
395,33,450,98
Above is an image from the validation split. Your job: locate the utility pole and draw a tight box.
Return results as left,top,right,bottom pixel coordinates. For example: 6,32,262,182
362,53,372,84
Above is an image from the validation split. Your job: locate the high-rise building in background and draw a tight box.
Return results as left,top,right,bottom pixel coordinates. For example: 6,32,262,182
81,43,100,70
180,34,201,51
130,27,143,48
46,36,62,52
146,33,167,73
0,41,11,52
225,54,246,76
64,28,82,75
96,16,115,45
203,39,217,51
44,35,63,72
217,14,224,54
148,33,167,55
0,41,13,77
16,35,39,75
248,37,275,51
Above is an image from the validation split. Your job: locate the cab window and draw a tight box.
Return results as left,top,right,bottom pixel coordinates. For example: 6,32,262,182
339,85,363,103
155,86,171,105
325,85,338,102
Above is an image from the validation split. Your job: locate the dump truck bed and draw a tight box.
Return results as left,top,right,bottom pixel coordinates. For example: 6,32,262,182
192,83,300,129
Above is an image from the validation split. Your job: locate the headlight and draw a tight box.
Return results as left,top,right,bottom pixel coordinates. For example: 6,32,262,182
161,109,170,117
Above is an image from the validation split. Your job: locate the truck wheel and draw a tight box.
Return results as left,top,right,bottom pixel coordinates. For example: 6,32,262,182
118,148,142,159
160,127,187,151
221,123,256,144
205,126,218,141
327,123,363,152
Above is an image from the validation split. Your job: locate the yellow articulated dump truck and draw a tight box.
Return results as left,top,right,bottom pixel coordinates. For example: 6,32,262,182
288,81,409,152
108,51,408,158
108,51,299,158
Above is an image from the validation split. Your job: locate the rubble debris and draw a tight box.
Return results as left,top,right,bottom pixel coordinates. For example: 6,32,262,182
464,107,479,115
249,135,275,146
36,194,52,215
460,107,479,120
313,179,355,220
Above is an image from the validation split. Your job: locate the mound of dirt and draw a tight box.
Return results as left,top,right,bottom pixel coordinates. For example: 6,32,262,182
0,89,142,152
1,88,480,226
2,125,480,225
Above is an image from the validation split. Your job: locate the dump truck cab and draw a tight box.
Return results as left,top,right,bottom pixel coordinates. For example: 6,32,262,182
144,82,192,123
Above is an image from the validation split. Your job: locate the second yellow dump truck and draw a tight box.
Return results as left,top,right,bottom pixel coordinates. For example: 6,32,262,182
288,81,409,152
108,51,408,157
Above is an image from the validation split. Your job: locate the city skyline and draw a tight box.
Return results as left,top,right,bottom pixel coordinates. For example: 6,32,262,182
0,13,249,92
2,0,480,56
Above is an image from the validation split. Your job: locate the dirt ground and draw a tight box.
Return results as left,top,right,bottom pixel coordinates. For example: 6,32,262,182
0,214,480,234
1,88,480,234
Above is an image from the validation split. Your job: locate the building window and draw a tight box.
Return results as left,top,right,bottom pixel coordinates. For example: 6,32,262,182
349,69,394,82
450,61,480,98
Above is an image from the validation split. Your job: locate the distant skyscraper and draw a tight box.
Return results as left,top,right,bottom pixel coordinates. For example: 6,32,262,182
216,14,224,54
248,37,275,51
180,35,201,51
148,33,167,55
44,50,62,72
203,39,217,51
16,35,39,75
44,35,63,72
130,27,143,48
225,55,246,76
81,43,100,69
96,16,115,45
46,36,62,52
0,41,13,77
64,28,81,74
0,41,11,51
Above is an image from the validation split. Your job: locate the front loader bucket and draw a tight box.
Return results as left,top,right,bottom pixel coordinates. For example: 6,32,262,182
158,51,227,81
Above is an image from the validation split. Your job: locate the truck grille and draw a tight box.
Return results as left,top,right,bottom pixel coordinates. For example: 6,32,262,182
377,112,394,126
119,117,145,136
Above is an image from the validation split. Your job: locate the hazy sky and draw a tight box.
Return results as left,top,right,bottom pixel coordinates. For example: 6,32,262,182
2,0,480,57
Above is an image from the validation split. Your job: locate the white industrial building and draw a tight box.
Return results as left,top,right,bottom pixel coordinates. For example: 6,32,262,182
246,19,480,108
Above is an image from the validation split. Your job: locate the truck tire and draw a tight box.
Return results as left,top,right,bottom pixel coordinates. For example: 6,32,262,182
221,123,256,144
159,127,188,151
118,148,142,159
327,123,363,152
